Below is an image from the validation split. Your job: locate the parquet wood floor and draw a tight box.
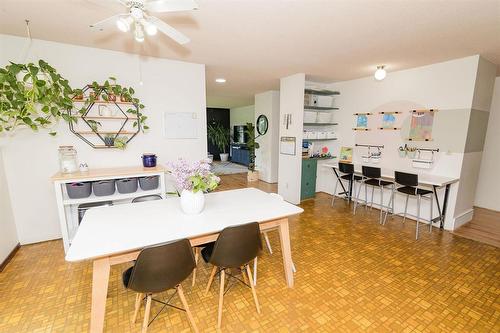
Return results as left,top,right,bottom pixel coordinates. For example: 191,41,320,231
453,207,500,248
0,173,498,332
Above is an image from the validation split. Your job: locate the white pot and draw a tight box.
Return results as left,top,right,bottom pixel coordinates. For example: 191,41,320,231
180,190,205,215
220,153,229,162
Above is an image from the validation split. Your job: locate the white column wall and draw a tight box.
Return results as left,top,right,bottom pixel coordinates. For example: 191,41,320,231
255,91,280,183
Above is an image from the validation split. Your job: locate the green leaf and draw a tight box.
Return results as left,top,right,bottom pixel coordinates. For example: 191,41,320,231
49,131,57,136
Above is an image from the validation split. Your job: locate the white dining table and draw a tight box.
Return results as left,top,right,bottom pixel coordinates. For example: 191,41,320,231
66,187,304,333
323,163,459,228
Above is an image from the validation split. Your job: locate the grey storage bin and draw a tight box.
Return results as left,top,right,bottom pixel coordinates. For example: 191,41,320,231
117,177,138,194
139,176,159,191
66,182,92,199
92,179,116,196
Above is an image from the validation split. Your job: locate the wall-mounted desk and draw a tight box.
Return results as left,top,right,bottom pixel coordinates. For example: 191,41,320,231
323,163,459,229
66,188,303,332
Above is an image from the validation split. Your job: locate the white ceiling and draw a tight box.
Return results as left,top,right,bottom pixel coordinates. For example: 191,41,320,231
1,0,499,108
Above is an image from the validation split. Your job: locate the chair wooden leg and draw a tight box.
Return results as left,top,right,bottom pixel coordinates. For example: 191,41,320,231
263,232,273,254
246,265,261,314
177,284,199,333
241,266,248,284
217,269,226,328
132,293,143,323
253,257,258,286
192,247,200,287
205,266,217,296
142,294,152,333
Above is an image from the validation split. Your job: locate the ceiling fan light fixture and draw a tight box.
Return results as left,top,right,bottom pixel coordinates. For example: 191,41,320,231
374,65,387,81
144,22,158,36
134,25,145,42
116,17,130,32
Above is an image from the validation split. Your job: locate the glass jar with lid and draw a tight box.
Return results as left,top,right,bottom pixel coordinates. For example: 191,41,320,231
58,146,79,174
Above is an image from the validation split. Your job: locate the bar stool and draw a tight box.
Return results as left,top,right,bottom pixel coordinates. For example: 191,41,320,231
353,166,394,224
383,171,434,240
331,162,362,205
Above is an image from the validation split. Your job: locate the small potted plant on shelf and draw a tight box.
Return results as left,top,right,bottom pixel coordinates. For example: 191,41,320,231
246,122,260,182
167,159,220,215
114,136,128,150
207,123,230,162
103,135,115,147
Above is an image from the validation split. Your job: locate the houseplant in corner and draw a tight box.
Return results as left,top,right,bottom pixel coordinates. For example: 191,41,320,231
207,123,230,162
167,159,220,215
246,122,260,182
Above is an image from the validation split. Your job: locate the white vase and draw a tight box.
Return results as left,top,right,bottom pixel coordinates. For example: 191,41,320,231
180,190,205,215
220,153,229,162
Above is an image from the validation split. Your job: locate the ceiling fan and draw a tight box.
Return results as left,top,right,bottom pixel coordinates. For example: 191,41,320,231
90,0,198,44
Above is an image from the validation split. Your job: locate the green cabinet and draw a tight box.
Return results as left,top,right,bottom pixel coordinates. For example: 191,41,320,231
301,159,318,200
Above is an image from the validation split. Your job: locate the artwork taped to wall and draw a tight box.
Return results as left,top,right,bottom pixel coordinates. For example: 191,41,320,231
356,114,368,128
409,110,435,141
280,136,296,155
164,112,198,139
339,146,353,163
381,114,396,129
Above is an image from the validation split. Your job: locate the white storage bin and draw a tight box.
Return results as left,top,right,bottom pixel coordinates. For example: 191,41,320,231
303,111,317,123
317,132,327,139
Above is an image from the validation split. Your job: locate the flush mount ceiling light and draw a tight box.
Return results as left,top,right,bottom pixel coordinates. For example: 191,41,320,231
90,0,198,45
374,65,387,81
215,78,227,83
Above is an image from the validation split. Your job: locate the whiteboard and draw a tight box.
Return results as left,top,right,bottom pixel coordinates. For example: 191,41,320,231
164,112,198,139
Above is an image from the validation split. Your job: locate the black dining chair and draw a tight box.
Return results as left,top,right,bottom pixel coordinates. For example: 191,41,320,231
383,171,434,240
353,166,394,224
331,162,362,205
122,239,199,333
201,222,262,328
131,194,163,203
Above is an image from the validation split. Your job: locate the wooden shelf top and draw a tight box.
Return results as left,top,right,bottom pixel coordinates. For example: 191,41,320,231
73,99,135,105
51,165,165,182
74,115,138,120
75,131,137,135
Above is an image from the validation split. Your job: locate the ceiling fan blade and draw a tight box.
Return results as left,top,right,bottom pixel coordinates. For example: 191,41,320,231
145,0,198,13
90,14,125,30
148,16,190,44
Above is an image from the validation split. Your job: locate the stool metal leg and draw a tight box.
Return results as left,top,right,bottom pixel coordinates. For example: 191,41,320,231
429,194,434,233
403,194,409,224
379,186,384,224
353,180,363,214
416,194,421,240
391,184,395,215
383,187,394,225
364,183,368,210
370,186,375,209
331,178,339,206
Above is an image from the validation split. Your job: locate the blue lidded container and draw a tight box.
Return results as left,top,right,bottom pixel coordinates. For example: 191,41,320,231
142,153,157,168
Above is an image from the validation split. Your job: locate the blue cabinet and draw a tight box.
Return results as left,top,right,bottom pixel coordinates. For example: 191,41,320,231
301,159,318,200
231,145,250,166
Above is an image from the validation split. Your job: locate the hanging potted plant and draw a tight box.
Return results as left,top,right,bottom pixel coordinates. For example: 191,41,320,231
0,60,77,135
207,123,230,162
246,122,260,182
167,159,220,215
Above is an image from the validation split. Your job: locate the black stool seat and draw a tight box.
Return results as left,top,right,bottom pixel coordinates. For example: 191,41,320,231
397,186,432,196
364,178,393,187
341,174,362,181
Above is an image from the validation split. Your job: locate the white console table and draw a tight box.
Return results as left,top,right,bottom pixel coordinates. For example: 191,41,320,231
51,166,166,253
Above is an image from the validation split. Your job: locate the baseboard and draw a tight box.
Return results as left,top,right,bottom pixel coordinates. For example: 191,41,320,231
453,209,474,230
0,243,20,272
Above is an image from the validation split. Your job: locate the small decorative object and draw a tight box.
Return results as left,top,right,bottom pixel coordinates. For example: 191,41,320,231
74,92,84,101
113,136,128,150
246,122,260,181
207,122,230,162
104,135,115,147
58,146,79,174
167,159,220,215
339,146,353,163
142,153,157,168
98,105,112,117
256,115,269,135
406,146,417,158
89,91,100,101
120,94,130,102
370,149,382,164
79,162,89,172
398,146,407,158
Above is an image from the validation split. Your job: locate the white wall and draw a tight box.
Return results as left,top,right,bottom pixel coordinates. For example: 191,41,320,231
0,34,207,244
255,91,280,183
475,77,500,211
315,56,487,230
278,74,305,204
0,148,18,264
229,105,254,134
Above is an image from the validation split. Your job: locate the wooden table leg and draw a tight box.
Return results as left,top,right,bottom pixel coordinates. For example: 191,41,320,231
278,218,294,288
90,257,110,333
